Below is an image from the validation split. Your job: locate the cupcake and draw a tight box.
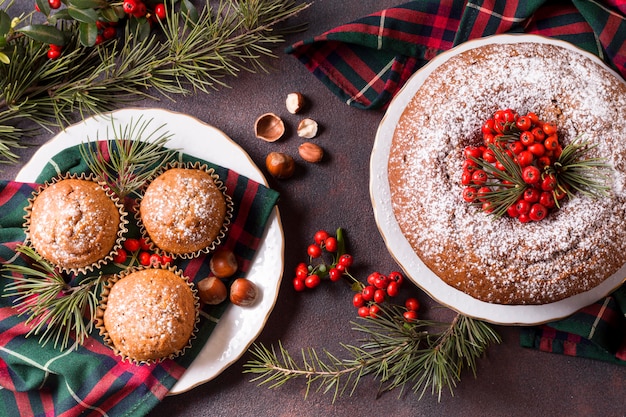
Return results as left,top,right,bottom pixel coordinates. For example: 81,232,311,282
137,162,233,258
96,266,199,364
24,174,128,273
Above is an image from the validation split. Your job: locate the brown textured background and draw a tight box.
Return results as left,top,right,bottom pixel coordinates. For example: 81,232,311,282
6,1,626,416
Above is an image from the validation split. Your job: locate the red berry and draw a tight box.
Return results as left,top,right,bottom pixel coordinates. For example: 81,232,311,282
529,203,548,221
149,253,161,265
519,131,534,146
139,251,151,266
539,191,556,209
314,230,330,245
362,285,375,301
123,0,137,13
132,2,147,17
541,174,557,191
123,238,141,252
506,204,519,218
367,272,380,286
527,143,546,157
544,135,559,151
471,169,488,185
307,244,322,258
48,0,61,9
324,237,338,252
522,166,541,184
542,122,557,135
464,146,483,160
403,310,419,322
515,199,531,215
482,119,495,135
462,187,477,202
388,271,404,286
518,213,531,223
47,49,61,59
537,156,552,169
140,237,151,251
482,148,496,163
154,3,166,19
405,297,420,312
386,281,399,297
373,289,386,304
516,116,532,131
293,277,306,292
305,274,321,289
374,275,389,290
103,26,116,40
328,268,342,282
352,293,365,308
113,248,127,264
507,141,525,155
357,306,370,318
477,186,491,202
160,254,173,265
531,127,546,142
369,305,380,318
461,171,472,186
523,187,540,203
338,254,353,267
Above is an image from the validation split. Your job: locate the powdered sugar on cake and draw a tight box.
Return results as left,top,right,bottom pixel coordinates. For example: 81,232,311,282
388,42,626,304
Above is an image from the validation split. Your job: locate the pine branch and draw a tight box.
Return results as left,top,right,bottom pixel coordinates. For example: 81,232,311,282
0,0,311,165
244,305,501,402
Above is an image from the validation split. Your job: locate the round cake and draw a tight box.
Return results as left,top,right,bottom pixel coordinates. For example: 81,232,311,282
99,267,198,363
26,177,126,272
388,39,626,305
139,165,230,256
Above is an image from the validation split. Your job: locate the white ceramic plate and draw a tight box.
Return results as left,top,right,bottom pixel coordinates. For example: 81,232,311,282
370,34,626,325
16,108,284,393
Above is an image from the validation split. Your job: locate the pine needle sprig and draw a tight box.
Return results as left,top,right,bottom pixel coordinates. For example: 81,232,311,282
244,305,501,402
552,139,612,200
0,0,311,165
2,245,104,350
79,115,177,198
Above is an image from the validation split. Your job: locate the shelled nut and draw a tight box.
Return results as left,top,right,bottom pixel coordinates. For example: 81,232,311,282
298,142,324,163
230,278,258,306
254,113,285,142
286,92,305,114
265,152,295,179
297,118,318,139
197,276,228,305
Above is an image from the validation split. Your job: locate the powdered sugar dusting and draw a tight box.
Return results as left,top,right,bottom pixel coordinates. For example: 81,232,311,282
388,42,626,304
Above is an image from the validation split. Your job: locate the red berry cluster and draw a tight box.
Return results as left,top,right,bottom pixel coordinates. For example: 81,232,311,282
113,237,173,267
293,228,421,322
292,229,352,291
352,271,418,320
123,1,166,19
462,109,566,223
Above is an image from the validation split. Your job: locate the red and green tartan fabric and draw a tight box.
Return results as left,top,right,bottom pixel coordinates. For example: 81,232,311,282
286,0,626,110
0,143,279,416
288,1,626,364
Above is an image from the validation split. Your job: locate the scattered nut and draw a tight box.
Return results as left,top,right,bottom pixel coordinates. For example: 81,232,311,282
210,248,238,279
197,276,228,305
297,118,318,139
265,152,295,179
254,113,285,142
298,142,324,163
230,278,258,306
286,92,305,114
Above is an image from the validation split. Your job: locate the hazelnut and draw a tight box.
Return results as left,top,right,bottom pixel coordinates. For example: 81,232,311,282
298,142,324,163
229,278,258,306
254,113,285,142
197,276,228,305
210,248,238,278
297,118,318,139
265,152,295,179
286,92,305,114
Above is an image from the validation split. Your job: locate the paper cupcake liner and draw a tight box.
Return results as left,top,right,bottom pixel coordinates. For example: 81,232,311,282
135,161,234,260
95,264,200,365
23,173,129,275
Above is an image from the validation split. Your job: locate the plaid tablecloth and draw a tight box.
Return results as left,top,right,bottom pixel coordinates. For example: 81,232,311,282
288,0,626,365
0,143,280,416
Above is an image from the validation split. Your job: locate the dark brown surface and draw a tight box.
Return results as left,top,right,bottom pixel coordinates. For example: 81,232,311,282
5,2,626,416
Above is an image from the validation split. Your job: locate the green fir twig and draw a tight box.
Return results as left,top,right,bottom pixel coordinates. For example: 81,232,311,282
244,305,501,402
2,245,105,350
